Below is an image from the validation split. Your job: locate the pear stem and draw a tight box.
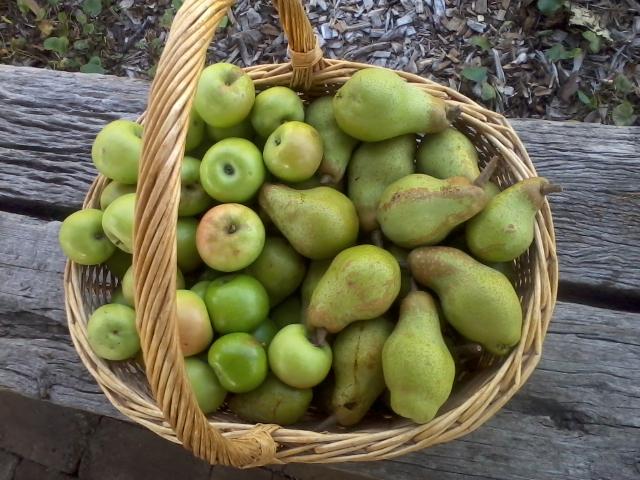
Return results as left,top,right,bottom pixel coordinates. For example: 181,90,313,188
371,229,384,248
315,414,338,432
312,327,328,347
540,183,563,195
473,157,499,188
455,343,483,358
446,105,462,123
409,278,419,292
397,259,409,270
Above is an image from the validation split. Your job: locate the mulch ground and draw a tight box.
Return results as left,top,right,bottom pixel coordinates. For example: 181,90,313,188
1,0,639,125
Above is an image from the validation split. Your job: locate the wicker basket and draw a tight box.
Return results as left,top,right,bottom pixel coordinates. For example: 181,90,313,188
64,0,558,468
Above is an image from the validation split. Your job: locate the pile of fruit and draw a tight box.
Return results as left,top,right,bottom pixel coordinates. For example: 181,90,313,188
59,64,559,427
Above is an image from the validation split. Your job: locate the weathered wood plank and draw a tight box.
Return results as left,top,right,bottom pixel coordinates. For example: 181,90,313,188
1,65,639,301
0,209,638,479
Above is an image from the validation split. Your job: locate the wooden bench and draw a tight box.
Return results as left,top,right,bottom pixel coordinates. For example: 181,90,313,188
0,64,639,479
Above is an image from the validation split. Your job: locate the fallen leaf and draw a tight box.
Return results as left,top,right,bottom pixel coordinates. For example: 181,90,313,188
461,66,488,83
17,0,45,19
569,4,612,41
37,19,54,37
612,101,637,126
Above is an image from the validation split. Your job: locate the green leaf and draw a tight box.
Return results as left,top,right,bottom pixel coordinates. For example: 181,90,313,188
217,14,229,29
577,90,596,109
537,0,564,16
160,9,175,28
73,39,90,50
582,31,602,54
545,44,579,62
75,9,88,25
461,66,488,84
83,22,95,34
614,74,634,94
480,81,496,101
612,101,637,126
80,56,105,74
43,36,69,54
82,0,102,17
48,0,61,5
58,11,67,22
17,0,45,19
171,0,183,8
469,36,491,52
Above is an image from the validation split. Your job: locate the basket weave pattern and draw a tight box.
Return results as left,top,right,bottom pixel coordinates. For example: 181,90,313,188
65,0,558,468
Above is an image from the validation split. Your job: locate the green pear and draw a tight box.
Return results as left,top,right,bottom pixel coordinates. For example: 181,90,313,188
258,184,359,260
307,245,400,333
333,68,450,142
348,135,415,232
387,245,412,301
305,96,358,184
466,177,559,262
331,317,394,426
382,290,455,423
377,174,487,248
245,236,307,307
300,259,331,306
271,296,302,329
92,119,142,184
228,374,312,425
416,128,499,197
251,86,304,138
408,246,522,355
206,116,255,142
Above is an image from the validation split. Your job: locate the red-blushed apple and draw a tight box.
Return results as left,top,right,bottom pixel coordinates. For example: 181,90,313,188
59,209,115,265
196,203,265,272
87,303,140,361
176,290,213,356
91,119,142,184
194,63,255,128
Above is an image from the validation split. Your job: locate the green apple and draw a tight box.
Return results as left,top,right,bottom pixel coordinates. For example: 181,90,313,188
270,296,302,330
204,274,269,334
245,236,306,307
185,109,205,152
122,265,185,306
87,303,140,361
177,217,203,273
176,290,214,356
104,249,132,279
92,119,143,184
194,63,255,128
196,204,265,272
264,121,323,182
198,268,225,282
207,116,255,142
207,332,267,393
59,209,115,265
179,156,214,217
200,138,265,203
251,318,279,347
268,324,332,388
184,357,227,414
190,280,210,300
110,287,129,306
102,193,135,253
100,181,137,210
250,86,304,138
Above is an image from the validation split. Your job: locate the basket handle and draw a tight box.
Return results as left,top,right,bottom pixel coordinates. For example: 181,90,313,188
133,0,321,467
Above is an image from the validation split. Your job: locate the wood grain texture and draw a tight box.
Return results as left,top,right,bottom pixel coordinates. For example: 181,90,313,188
0,210,638,479
1,65,638,301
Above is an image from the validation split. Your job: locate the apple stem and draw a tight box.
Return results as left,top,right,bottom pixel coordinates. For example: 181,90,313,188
474,157,499,188
312,328,328,347
371,229,384,248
